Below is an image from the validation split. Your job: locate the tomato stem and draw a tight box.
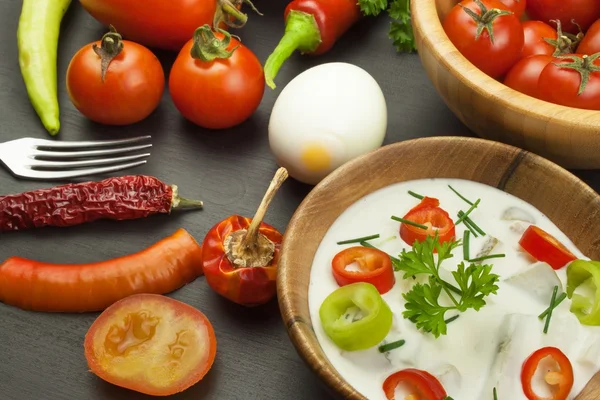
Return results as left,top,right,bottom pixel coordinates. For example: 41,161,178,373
224,168,289,268
459,0,513,44
92,25,124,82
553,53,600,95
264,10,322,89
190,25,239,62
214,0,262,30
545,19,583,57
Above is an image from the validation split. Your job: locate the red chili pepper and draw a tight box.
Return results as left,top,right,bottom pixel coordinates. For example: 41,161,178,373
399,197,456,247
0,228,204,312
382,368,447,400
0,175,202,232
201,168,288,307
521,346,574,400
519,225,577,270
331,246,395,294
263,0,362,88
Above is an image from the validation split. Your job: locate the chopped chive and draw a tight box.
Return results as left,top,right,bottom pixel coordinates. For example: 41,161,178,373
337,234,380,245
543,286,559,334
445,315,460,324
468,254,505,263
448,185,474,206
463,230,470,260
359,241,401,263
538,292,567,320
445,397,455,400
493,387,498,400
378,339,406,353
458,211,486,236
455,198,481,225
463,219,479,238
391,216,428,230
408,190,424,199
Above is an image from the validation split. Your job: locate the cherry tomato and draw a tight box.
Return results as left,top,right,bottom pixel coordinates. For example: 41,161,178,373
526,0,600,34
443,0,525,78
169,26,265,130
79,0,246,50
522,21,558,58
578,19,600,55
331,247,395,294
498,0,526,18
504,54,554,98
84,294,217,396
538,53,600,110
398,197,456,247
66,28,164,126
519,225,577,269
521,347,574,400
383,369,447,400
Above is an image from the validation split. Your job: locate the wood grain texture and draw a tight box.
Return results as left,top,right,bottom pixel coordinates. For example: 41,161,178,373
278,137,600,399
411,0,600,170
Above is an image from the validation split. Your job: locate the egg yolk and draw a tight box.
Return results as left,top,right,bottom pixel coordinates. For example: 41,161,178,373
301,144,331,172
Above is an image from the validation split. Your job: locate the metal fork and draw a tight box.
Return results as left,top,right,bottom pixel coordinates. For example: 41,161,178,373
0,136,152,180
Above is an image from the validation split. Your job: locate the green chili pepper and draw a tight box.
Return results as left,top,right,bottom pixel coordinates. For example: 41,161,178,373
566,260,600,325
17,0,72,136
319,282,393,351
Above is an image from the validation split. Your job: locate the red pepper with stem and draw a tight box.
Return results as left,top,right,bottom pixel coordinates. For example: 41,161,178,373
521,346,574,400
263,0,362,89
0,175,203,232
201,168,289,306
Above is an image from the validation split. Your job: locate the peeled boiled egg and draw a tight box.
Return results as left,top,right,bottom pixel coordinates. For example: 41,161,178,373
268,62,387,185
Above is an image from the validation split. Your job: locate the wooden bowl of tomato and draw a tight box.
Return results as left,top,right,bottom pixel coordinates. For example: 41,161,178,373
411,0,600,170
277,136,600,399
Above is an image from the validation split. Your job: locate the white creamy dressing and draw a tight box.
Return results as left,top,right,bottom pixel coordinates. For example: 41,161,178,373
308,178,600,400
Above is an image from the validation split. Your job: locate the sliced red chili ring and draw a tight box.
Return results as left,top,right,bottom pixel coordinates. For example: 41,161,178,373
399,197,456,247
521,346,574,400
519,225,577,270
331,246,395,294
382,368,447,400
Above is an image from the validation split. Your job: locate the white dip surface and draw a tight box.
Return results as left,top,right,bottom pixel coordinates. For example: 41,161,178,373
308,178,599,400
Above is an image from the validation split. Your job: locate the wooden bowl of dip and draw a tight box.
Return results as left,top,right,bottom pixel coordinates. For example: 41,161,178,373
410,0,600,170
277,136,600,399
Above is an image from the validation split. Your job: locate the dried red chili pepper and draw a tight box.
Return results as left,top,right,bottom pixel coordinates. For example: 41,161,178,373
201,168,288,306
0,175,203,232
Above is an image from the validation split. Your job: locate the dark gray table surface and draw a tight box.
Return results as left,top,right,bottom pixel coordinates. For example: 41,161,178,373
1,2,599,400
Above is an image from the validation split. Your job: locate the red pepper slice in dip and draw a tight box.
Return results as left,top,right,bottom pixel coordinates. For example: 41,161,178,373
331,247,395,294
399,197,456,247
519,226,577,270
382,368,447,400
521,346,574,400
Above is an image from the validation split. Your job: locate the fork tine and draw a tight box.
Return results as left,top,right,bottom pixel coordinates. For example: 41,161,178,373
28,153,150,169
17,160,148,180
32,136,152,149
34,144,152,159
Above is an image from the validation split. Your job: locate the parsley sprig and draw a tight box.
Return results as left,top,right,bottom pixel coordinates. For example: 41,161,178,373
397,236,500,337
357,0,416,53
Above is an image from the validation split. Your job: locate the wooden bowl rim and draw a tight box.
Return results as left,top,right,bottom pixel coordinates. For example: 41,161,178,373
410,0,600,129
277,136,600,399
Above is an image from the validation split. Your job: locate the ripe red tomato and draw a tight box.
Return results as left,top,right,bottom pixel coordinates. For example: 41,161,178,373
498,0,526,18
169,26,265,130
443,0,524,78
578,19,600,55
66,30,164,125
504,54,554,98
526,0,600,34
79,0,244,50
538,53,600,110
522,21,558,58
84,294,217,396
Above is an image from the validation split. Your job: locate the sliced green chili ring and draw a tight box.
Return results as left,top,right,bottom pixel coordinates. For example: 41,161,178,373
566,260,600,326
319,282,393,351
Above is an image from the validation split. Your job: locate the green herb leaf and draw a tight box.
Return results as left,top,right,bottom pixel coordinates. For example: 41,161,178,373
451,262,500,312
388,0,416,53
403,276,451,337
358,0,388,16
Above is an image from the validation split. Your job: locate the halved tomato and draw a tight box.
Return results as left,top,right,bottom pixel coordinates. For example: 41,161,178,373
84,294,217,396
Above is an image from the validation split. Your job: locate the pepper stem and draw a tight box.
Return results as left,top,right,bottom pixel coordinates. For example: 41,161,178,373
190,25,239,62
264,10,322,89
224,168,289,268
92,25,124,82
170,185,203,211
